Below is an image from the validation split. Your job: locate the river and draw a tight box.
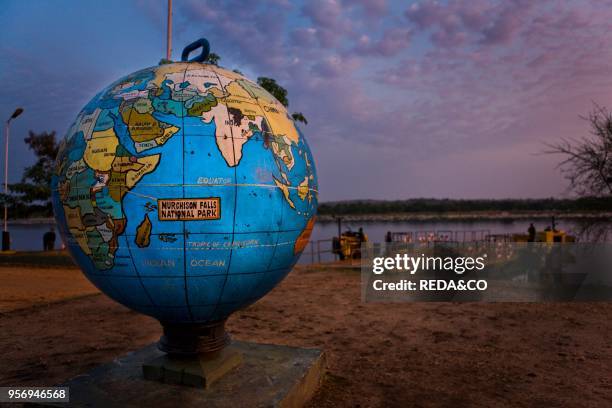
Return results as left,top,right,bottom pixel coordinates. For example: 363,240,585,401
4,222,59,251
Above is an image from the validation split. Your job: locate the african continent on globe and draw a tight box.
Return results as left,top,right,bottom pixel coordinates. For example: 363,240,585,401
52,62,318,324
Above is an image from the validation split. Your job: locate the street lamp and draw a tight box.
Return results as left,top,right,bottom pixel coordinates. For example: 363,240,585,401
3,107,24,251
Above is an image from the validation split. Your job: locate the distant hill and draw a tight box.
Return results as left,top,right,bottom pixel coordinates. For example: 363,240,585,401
317,197,612,216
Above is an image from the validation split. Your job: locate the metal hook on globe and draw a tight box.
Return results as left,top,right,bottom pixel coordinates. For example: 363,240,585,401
181,38,210,63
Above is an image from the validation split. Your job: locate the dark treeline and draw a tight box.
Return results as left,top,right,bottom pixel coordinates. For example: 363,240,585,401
318,197,612,215
7,204,53,220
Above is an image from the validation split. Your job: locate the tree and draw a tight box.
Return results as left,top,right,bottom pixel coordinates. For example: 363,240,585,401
546,104,612,196
292,112,308,125
257,77,308,125
546,104,612,241
205,52,221,66
257,77,289,107
6,131,59,217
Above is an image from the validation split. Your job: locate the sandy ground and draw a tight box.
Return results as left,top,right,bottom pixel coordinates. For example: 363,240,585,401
0,266,98,312
0,265,611,407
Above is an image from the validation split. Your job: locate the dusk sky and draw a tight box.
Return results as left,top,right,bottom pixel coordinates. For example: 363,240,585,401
2,0,612,201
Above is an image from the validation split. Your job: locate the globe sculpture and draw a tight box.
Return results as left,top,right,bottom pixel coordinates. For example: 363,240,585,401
51,39,317,354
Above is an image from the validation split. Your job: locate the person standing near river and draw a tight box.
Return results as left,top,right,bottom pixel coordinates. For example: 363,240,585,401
528,223,536,242
43,227,56,251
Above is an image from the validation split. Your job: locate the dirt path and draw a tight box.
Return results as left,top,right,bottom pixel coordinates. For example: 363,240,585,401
0,266,611,407
0,266,98,312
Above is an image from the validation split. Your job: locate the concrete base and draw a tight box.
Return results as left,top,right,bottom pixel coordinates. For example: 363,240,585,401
30,341,325,408
143,346,243,388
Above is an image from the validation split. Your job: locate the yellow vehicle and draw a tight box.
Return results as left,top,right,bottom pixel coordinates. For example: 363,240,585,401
512,229,575,243
332,230,368,260
513,217,575,243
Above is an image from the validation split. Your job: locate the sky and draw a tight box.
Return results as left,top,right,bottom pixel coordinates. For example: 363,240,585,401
1,0,612,201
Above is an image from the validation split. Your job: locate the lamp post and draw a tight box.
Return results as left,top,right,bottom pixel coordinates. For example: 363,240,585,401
3,107,24,251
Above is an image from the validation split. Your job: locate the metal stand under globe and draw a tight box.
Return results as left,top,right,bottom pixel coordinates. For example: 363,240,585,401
158,320,230,356
143,319,243,388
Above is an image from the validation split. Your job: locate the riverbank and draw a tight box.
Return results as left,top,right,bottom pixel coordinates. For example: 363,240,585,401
0,265,610,406
0,250,75,268
316,211,612,223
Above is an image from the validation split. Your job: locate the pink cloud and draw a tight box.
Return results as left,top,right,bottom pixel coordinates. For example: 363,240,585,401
354,27,411,56
405,0,534,47
301,0,355,48
310,55,360,77
378,0,612,165
290,27,318,48
302,0,343,29
153,0,612,199
176,0,294,72
343,0,387,18
480,0,533,45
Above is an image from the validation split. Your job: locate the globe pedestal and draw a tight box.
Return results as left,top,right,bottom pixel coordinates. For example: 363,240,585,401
158,320,230,355
143,320,243,388
35,341,325,408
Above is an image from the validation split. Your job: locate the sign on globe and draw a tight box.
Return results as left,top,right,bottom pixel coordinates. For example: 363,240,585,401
157,198,220,221
52,58,318,324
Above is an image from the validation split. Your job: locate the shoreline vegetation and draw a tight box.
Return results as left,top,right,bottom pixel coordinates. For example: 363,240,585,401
317,197,611,222
316,211,612,222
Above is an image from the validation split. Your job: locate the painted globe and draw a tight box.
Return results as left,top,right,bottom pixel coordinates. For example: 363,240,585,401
51,62,317,324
